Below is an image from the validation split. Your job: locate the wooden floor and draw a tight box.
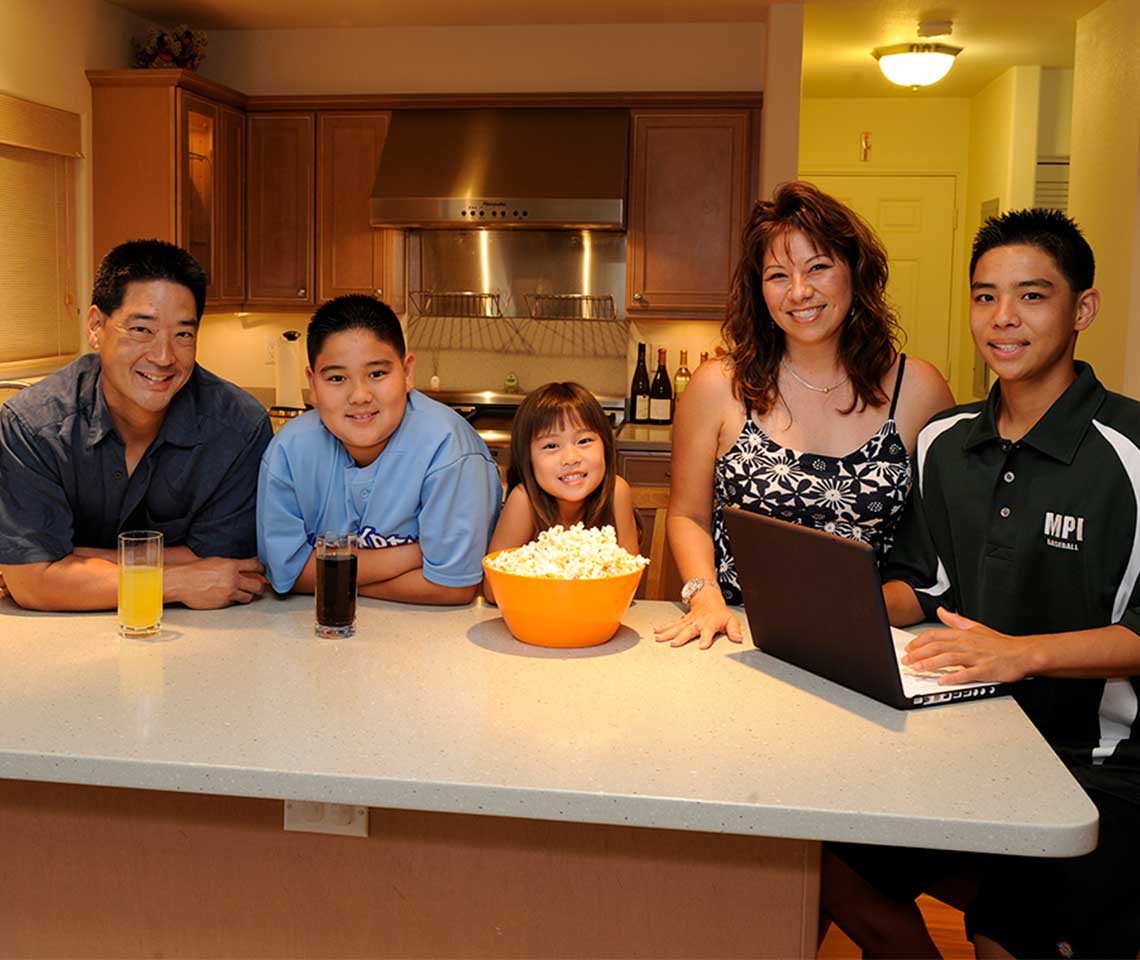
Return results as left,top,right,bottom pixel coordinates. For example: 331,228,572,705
818,895,974,958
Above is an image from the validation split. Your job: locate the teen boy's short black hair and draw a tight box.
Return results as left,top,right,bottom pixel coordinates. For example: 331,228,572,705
970,208,1095,293
307,294,405,367
91,239,208,321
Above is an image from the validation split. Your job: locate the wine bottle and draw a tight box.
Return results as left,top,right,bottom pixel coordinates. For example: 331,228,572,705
629,342,651,423
699,351,709,364
649,347,673,424
674,349,692,400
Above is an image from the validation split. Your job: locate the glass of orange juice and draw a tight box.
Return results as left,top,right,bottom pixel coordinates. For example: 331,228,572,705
118,530,163,638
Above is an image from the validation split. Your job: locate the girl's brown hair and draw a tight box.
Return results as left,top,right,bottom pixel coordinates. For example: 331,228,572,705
507,382,617,533
721,181,901,416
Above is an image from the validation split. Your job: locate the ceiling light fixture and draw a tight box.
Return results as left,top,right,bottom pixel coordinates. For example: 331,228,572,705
873,21,962,89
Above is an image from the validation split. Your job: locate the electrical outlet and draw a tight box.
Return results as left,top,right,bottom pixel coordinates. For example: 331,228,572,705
283,800,368,837
265,335,277,366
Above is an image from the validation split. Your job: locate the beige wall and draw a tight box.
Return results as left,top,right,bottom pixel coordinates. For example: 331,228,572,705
1069,0,1140,396
798,97,974,398
1038,67,1073,158
200,22,767,95
0,0,151,326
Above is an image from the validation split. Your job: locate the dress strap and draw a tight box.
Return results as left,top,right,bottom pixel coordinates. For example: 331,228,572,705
888,353,907,419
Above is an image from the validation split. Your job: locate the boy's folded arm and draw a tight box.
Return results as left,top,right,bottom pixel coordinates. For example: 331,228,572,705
359,568,477,605
289,542,424,594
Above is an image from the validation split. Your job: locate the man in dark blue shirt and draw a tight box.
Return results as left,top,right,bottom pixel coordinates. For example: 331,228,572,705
0,240,272,611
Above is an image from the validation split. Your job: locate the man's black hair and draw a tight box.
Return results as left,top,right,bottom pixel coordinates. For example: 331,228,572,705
970,208,1095,293
91,239,208,321
307,294,405,367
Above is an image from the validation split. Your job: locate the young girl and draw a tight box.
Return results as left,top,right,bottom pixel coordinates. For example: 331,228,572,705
484,382,639,601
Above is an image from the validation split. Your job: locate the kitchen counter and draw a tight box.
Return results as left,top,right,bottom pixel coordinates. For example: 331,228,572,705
617,420,673,451
0,595,1094,855
0,596,1096,958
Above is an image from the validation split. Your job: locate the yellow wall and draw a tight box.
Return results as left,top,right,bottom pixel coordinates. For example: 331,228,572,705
798,97,974,398
0,0,150,326
1069,0,1140,396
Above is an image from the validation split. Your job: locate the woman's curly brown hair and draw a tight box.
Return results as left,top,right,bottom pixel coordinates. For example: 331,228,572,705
721,181,902,416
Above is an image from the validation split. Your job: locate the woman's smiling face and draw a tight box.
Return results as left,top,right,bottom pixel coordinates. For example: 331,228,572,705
760,228,854,348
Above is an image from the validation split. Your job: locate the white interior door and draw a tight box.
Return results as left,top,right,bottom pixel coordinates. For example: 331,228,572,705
805,175,956,378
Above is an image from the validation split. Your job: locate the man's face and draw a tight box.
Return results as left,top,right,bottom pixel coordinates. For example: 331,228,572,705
86,280,199,422
969,244,1098,388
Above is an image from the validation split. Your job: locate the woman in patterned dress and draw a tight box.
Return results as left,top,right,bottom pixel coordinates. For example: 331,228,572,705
655,181,955,649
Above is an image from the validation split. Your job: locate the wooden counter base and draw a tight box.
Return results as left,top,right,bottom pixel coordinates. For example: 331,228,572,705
0,779,820,958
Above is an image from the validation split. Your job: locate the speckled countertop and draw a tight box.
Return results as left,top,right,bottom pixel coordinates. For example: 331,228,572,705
616,421,673,452
0,596,1096,856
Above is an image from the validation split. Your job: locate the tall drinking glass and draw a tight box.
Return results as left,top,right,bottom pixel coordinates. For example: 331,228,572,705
118,530,163,638
315,532,357,638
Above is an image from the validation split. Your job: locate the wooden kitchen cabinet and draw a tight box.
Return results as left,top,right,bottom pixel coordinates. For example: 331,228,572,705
88,70,246,308
316,112,405,313
246,112,315,307
626,110,753,317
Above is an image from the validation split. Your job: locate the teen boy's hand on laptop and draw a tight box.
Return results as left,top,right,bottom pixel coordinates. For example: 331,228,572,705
900,607,1035,684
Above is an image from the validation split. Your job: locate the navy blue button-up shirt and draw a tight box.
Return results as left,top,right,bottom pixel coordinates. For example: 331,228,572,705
0,354,272,563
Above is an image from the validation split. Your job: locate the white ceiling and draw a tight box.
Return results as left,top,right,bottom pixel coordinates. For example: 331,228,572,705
111,0,1105,98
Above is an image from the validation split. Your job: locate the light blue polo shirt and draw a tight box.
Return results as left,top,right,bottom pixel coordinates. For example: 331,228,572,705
257,390,501,593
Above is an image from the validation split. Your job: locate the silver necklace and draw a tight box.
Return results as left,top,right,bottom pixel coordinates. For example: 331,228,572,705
782,360,848,394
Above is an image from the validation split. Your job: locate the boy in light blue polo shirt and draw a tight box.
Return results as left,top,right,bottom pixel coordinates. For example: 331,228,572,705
257,295,500,604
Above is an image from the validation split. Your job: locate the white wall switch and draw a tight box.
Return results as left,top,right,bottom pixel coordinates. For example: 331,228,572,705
283,800,368,837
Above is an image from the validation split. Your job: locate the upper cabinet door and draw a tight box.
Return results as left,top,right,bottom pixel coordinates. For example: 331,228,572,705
626,110,751,316
215,105,246,305
316,112,404,312
177,91,219,302
246,113,315,306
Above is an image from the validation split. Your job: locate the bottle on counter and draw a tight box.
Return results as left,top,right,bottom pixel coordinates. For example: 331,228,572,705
673,350,692,402
649,347,673,424
629,342,651,423
699,350,710,365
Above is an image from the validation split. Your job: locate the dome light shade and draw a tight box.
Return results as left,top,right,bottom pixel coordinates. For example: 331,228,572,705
873,43,962,88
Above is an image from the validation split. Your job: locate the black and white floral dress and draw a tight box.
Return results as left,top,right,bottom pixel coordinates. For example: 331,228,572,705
712,356,911,605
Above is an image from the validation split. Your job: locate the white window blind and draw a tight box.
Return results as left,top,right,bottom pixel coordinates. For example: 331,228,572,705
0,92,81,375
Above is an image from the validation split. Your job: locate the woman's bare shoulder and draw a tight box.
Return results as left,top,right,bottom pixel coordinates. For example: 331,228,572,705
894,356,956,448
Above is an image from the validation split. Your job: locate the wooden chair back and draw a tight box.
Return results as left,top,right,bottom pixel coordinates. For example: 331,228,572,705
629,486,674,601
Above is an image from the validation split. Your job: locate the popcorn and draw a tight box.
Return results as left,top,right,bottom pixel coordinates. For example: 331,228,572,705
486,523,649,579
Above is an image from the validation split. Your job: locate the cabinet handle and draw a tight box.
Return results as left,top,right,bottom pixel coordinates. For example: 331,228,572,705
374,289,383,298
664,469,671,479
632,292,643,302
297,288,306,297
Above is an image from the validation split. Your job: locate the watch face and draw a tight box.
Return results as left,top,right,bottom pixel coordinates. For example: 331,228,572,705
682,578,705,602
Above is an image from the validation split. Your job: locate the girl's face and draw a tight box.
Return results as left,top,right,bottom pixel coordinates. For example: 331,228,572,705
306,328,415,467
760,228,853,349
529,415,606,513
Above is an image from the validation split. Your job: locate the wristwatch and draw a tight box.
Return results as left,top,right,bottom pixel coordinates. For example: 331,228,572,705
681,577,707,607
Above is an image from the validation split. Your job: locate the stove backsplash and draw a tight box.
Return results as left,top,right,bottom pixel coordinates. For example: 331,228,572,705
404,229,628,396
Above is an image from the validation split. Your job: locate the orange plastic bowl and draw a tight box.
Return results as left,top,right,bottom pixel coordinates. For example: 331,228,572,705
482,551,645,648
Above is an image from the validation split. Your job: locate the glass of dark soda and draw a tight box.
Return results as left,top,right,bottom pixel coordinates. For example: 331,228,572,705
315,532,358,638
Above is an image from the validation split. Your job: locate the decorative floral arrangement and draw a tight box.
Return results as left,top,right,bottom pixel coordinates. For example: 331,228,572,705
131,24,208,70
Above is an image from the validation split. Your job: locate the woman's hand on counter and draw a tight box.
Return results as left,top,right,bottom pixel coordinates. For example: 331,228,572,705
653,588,743,650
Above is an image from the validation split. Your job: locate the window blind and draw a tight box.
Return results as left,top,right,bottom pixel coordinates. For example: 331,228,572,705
0,92,80,374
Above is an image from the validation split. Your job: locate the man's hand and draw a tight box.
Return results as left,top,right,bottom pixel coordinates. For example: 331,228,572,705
901,607,1038,684
165,556,266,609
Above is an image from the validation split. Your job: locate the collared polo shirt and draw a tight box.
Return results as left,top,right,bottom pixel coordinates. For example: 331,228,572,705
885,362,1140,779
0,353,272,563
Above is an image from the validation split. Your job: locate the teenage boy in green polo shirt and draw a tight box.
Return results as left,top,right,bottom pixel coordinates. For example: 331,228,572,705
822,209,1140,959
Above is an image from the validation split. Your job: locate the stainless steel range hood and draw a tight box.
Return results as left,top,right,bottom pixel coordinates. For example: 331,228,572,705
370,108,629,230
